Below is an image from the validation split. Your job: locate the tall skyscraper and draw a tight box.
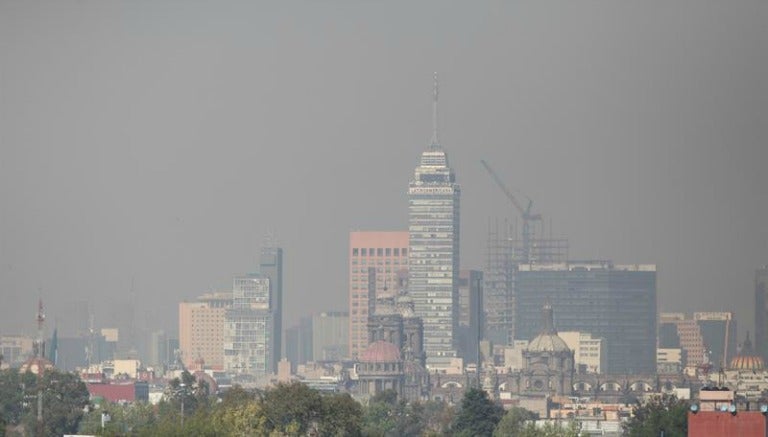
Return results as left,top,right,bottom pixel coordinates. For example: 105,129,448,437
515,261,657,374
348,231,409,359
260,246,283,371
457,269,483,364
224,275,275,377
408,74,461,369
178,292,231,370
755,266,768,361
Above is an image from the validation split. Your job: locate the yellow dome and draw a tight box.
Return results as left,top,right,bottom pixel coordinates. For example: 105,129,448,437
729,355,765,371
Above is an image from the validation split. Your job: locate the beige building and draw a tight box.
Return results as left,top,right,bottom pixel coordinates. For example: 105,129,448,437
348,231,409,359
559,331,606,374
179,292,231,370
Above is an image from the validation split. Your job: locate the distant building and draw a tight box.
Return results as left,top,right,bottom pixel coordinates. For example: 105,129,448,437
659,312,736,370
695,312,737,369
260,246,283,371
408,76,461,369
660,313,706,368
0,335,34,367
457,270,483,364
559,331,605,374
312,311,349,361
755,266,768,362
520,303,574,396
179,292,231,370
348,231,409,360
285,316,313,371
148,330,167,369
224,275,275,376
515,261,657,374
657,348,685,374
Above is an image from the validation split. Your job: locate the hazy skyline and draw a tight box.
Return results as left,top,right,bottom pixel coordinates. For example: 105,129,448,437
1,2,766,340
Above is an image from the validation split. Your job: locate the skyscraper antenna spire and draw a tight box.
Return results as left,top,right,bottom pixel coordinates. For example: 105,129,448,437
430,72,439,147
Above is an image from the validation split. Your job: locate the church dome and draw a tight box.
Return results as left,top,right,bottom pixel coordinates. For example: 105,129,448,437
730,355,765,371
527,302,571,354
729,332,764,370
528,333,571,353
360,340,402,363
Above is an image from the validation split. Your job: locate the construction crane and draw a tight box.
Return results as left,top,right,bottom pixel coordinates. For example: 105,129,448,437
480,159,542,263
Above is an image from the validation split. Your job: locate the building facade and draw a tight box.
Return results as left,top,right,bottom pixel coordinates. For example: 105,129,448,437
178,292,231,370
348,231,409,359
408,77,461,369
259,246,283,371
755,266,768,362
224,275,275,376
695,311,737,369
312,311,349,361
457,269,483,364
559,331,606,374
515,261,657,374
660,312,706,369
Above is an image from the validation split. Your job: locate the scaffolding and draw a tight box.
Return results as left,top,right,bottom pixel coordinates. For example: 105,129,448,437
484,218,568,345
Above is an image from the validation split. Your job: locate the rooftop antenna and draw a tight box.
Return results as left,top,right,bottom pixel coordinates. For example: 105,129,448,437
430,72,439,147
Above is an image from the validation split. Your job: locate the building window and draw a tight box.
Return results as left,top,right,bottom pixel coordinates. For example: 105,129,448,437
394,248,400,256
361,248,367,256
386,248,391,256
353,248,359,256
377,248,383,256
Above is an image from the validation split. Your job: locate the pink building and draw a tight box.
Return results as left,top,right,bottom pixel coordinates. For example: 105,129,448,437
348,231,409,359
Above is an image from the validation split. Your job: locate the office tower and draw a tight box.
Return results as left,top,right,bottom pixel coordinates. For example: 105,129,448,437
179,292,231,370
457,270,483,364
312,311,349,361
408,74,461,369
694,312,737,369
515,261,657,374
755,266,768,361
260,246,283,371
285,316,313,371
348,231,409,359
224,275,275,376
148,330,167,368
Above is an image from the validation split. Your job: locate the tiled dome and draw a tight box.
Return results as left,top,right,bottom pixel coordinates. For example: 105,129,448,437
360,340,402,363
730,355,765,371
729,332,764,370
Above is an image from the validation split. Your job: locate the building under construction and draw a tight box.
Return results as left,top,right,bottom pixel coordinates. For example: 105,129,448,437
484,217,568,346
480,159,567,346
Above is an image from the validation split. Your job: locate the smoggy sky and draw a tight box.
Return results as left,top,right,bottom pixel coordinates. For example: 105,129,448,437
1,1,766,341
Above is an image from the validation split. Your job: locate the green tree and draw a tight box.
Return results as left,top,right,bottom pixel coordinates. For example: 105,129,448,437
361,398,395,437
318,393,363,437
623,394,688,437
451,388,504,437
421,400,454,436
20,369,89,436
261,381,323,435
518,421,581,437
493,406,537,436
0,368,24,427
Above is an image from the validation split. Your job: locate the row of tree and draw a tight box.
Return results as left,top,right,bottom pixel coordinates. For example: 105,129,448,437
0,367,688,436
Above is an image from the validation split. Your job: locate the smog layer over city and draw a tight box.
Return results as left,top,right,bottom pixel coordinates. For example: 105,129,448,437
0,1,767,436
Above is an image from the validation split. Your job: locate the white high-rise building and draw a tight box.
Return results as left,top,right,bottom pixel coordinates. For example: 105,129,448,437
224,275,275,376
408,74,461,369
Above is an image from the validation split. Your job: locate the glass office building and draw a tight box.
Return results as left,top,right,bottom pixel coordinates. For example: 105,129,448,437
515,261,657,374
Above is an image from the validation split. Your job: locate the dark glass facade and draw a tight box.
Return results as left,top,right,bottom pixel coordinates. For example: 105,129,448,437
514,262,657,374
